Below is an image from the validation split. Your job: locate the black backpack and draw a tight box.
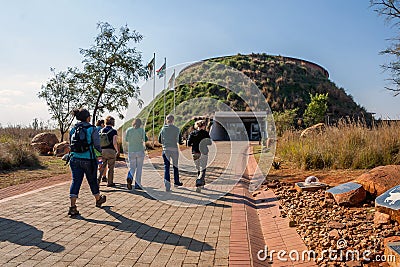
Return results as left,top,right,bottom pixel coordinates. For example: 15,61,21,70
70,125,94,153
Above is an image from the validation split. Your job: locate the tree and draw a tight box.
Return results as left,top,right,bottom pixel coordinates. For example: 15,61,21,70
370,0,400,96
38,68,82,141
77,22,147,124
273,108,298,136
303,93,328,127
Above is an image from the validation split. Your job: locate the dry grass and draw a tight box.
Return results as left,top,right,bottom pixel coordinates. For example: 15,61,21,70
0,126,69,188
278,120,400,170
0,126,44,170
0,156,69,189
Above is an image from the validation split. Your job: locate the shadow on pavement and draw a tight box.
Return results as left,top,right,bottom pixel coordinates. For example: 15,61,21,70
0,217,65,253
77,206,214,252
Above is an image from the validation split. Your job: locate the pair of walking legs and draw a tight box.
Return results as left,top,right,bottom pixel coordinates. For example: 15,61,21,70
69,157,106,216
193,153,208,187
98,149,116,186
162,150,182,191
127,151,145,189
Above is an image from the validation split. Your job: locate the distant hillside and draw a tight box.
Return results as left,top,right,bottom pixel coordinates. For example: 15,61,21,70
130,53,369,135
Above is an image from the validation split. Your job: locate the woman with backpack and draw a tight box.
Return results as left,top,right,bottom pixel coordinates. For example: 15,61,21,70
187,120,212,192
125,118,148,190
68,108,106,216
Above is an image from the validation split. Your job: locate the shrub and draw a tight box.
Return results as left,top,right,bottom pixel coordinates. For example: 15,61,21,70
0,140,41,170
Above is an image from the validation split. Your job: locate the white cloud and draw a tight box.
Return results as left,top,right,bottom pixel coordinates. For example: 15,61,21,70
0,97,12,105
0,89,24,96
0,100,51,126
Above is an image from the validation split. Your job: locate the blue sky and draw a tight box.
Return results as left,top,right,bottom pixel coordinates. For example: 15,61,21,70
0,0,398,127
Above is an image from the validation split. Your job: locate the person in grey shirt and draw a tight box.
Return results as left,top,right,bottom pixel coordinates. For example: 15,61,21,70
158,114,183,191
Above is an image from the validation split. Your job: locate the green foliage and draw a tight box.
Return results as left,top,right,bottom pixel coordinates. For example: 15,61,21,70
38,68,81,141
76,22,147,124
303,93,328,126
273,108,298,136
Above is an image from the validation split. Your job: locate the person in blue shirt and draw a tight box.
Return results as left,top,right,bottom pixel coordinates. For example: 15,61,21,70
68,108,106,216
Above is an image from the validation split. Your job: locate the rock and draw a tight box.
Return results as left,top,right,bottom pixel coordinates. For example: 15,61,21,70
53,141,70,157
295,182,328,192
300,122,326,138
326,182,366,206
328,229,340,239
374,211,391,225
355,165,400,197
31,142,52,155
305,175,319,184
345,261,362,267
31,132,59,155
267,180,280,189
376,185,400,224
289,220,296,227
383,238,400,267
326,221,345,229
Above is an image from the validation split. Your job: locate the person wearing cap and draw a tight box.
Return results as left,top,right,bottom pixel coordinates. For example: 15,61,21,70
99,115,119,187
68,108,106,216
158,114,184,191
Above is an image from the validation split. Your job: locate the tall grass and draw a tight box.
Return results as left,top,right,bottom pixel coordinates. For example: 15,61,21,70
278,120,400,170
0,126,43,170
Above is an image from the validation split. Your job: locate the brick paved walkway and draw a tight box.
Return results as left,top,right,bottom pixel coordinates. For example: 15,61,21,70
0,142,315,267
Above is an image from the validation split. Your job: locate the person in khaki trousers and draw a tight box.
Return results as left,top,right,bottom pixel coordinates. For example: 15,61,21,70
99,116,119,187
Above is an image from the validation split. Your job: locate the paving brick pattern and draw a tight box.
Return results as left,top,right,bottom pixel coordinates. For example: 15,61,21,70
0,142,315,267
248,147,317,267
0,142,238,267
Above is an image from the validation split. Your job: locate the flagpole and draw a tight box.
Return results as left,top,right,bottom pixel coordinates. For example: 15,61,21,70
152,53,156,147
173,69,176,114
163,57,167,122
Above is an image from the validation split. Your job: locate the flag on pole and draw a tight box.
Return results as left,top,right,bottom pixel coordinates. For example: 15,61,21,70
156,62,166,78
168,70,175,90
147,56,155,78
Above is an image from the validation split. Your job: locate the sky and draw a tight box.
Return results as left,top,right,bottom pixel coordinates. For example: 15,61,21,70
0,0,398,128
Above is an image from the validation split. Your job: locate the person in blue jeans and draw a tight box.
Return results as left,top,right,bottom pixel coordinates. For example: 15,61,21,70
158,114,183,191
125,118,148,190
68,108,106,216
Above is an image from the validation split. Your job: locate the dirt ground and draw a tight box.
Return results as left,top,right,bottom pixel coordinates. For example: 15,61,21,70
266,160,368,186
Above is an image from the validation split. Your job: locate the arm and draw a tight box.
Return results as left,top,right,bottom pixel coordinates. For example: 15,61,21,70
187,132,193,147
113,132,119,153
158,130,162,144
205,132,212,146
178,133,184,145
125,129,130,144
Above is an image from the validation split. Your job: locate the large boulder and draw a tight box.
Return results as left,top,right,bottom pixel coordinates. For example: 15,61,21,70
53,141,70,157
300,123,325,138
31,142,53,155
326,182,366,206
31,132,59,155
354,165,400,197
